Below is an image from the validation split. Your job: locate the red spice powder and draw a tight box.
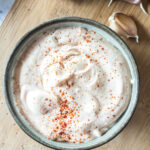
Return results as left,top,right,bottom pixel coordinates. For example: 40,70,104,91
86,40,91,43
85,54,90,58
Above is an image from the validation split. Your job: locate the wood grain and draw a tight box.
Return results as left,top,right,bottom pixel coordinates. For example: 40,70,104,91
0,0,150,149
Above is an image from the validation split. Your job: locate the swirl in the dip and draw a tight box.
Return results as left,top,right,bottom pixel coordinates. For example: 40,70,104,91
13,27,131,143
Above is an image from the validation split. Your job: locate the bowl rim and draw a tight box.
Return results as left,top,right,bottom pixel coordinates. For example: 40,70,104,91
4,16,139,150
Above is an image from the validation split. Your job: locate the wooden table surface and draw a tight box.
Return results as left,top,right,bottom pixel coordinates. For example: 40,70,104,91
0,0,150,150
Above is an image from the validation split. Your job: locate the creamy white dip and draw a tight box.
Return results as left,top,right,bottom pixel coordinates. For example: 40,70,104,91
13,27,131,143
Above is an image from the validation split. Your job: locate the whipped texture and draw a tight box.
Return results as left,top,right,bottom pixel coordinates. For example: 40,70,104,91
13,27,131,143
